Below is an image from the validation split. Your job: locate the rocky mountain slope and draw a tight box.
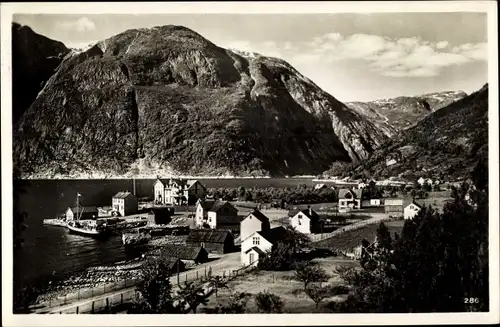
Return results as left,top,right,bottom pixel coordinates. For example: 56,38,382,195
13,25,390,178
336,84,488,181
346,90,467,135
12,23,70,123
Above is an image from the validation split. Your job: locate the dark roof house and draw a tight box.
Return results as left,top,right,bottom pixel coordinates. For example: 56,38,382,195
257,226,290,246
159,245,209,263
186,229,235,254
338,188,363,199
113,191,136,199
248,209,270,223
287,208,320,221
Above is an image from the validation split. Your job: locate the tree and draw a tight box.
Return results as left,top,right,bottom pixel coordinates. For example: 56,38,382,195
214,291,252,313
258,242,295,271
131,254,175,313
376,222,392,252
238,186,246,200
471,158,488,191
176,281,209,314
410,189,417,200
254,291,284,313
334,173,489,313
294,261,329,291
305,284,333,309
208,276,228,297
244,191,253,202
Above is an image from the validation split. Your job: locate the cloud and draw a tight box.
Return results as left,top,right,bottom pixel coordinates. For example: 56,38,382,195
58,17,96,32
223,32,487,78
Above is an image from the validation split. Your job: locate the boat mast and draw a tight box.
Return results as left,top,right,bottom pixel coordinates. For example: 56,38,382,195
76,193,79,221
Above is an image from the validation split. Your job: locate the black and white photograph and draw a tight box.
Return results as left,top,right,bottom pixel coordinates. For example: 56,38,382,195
2,1,499,326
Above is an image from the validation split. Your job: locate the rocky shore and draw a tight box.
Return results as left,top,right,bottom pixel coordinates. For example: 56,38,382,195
36,258,145,303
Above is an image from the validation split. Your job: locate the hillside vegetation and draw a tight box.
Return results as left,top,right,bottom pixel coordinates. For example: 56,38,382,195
328,84,488,180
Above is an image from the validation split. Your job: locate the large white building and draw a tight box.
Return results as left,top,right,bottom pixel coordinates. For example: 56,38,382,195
153,178,206,205
195,199,238,229
112,191,138,217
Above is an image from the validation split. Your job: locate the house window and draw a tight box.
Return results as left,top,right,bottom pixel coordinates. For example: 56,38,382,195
253,237,260,245
298,214,303,219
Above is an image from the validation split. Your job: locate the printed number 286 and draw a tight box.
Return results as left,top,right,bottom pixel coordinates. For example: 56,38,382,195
464,298,480,304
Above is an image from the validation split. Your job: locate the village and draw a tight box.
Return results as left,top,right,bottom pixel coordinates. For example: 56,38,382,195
36,173,476,314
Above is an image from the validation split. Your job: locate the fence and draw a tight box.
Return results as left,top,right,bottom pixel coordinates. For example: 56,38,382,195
40,278,138,311
309,215,394,243
49,260,257,314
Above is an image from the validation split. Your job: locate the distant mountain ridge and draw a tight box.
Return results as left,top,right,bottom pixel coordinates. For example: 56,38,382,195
335,84,488,181
11,23,70,123
346,90,467,135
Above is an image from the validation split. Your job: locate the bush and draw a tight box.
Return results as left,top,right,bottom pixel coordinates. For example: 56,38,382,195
254,291,284,313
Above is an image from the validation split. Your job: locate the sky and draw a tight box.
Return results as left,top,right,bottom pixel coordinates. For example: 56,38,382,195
13,13,488,102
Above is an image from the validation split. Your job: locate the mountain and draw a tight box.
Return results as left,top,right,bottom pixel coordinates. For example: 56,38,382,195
11,23,70,123
13,25,390,178
333,84,488,181
346,90,467,135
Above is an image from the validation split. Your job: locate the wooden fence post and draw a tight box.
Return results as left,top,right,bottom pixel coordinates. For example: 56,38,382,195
196,271,199,280
76,306,79,314
106,298,109,311
121,293,124,305
91,301,95,313
185,273,188,282
205,266,207,277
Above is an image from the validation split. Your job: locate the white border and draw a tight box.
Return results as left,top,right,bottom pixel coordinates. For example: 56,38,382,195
2,2,499,326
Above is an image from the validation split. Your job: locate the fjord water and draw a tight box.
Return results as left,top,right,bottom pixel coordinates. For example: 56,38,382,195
13,178,314,289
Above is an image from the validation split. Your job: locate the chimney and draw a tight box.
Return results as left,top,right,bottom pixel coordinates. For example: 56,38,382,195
308,205,312,216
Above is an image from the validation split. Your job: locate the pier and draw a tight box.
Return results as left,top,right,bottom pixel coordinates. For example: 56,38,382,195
42,219,68,227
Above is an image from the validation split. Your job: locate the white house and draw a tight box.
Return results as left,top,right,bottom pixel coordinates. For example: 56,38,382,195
417,177,426,185
153,178,206,205
240,210,270,242
358,182,367,189
425,178,434,186
314,183,327,190
338,189,363,212
370,199,381,206
195,199,238,229
404,201,422,220
240,226,288,266
112,191,138,217
288,207,320,234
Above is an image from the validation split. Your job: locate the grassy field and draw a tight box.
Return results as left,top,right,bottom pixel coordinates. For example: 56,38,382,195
199,257,360,313
314,220,405,250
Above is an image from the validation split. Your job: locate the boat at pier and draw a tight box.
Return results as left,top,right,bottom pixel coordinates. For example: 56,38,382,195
65,192,110,238
67,220,110,238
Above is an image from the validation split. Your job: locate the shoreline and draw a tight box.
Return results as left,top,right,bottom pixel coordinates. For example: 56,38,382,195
34,257,146,305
